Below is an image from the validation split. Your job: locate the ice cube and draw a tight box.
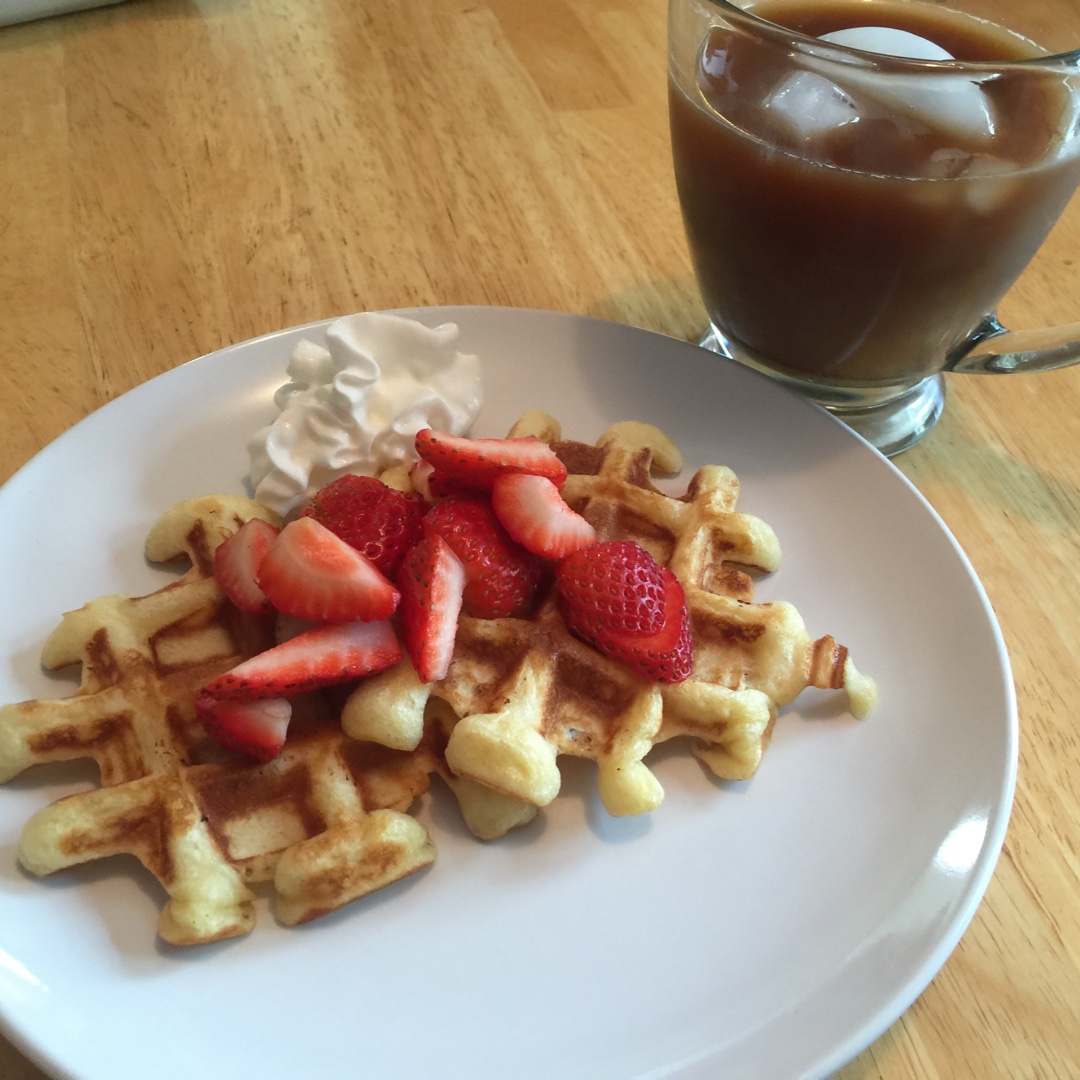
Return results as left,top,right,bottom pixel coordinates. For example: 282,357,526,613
909,150,1019,212
819,26,996,142
820,26,954,62
960,154,1020,213
764,69,861,141
927,146,975,179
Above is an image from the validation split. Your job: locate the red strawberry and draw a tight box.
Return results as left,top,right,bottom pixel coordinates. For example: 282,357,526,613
409,459,464,501
397,534,466,682
423,493,544,619
555,540,667,636
626,569,693,683
203,619,402,700
427,470,466,499
491,473,597,559
303,474,427,577
195,692,291,762
257,517,400,623
414,429,568,491
560,562,693,684
213,517,280,614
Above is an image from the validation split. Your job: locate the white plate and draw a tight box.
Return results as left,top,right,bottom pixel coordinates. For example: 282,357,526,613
0,307,1016,1080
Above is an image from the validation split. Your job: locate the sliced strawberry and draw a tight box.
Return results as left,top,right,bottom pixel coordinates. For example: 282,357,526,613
423,493,545,619
213,517,280,614
409,459,436,501
203,619,402,700
427,469,466,499
257,517,400,623
561,565,693,683
408,459,464,501
414,429,568,491
397,534,466,682
303,474,427,577
491,473,597,559
555,540,666,637
195,691,292,762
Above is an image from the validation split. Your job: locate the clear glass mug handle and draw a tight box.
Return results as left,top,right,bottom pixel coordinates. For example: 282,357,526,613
947,313,1080,373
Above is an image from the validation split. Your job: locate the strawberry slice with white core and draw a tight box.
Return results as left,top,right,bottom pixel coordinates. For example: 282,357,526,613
194,692,291,763
414,429,568,491
409,459,437,501
257,517,400,623
397,534,466,682
203,619,402,700
213,517,280,614
491,472,597,559
408,459,464,501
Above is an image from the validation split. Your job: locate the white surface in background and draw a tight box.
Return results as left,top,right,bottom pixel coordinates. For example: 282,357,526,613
0,0,127,28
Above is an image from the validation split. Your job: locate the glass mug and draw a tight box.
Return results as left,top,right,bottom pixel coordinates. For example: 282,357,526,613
668,0,1080,455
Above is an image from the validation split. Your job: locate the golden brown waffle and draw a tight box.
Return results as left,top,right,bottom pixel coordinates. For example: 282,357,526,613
0,496,441,944
343,420,877,823
0,421,876,943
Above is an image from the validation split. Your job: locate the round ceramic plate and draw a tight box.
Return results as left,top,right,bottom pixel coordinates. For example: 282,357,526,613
0,308,1016,1080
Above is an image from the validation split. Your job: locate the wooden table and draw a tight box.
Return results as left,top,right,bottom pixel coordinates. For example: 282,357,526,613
1,1,1077,1076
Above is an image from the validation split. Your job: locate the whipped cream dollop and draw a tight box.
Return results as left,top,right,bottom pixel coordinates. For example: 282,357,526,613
248,312,482,516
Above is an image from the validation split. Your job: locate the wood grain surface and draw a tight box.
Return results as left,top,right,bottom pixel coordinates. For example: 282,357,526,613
1,1,1078,1077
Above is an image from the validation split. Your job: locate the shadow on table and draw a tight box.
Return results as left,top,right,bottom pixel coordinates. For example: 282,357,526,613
898,376,1080,535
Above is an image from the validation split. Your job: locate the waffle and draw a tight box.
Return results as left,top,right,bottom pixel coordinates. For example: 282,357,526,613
342,419,876,823
0,496,444,944
1,419,875,943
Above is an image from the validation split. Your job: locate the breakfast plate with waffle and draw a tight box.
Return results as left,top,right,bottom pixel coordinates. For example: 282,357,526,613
0,308,1016,1080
